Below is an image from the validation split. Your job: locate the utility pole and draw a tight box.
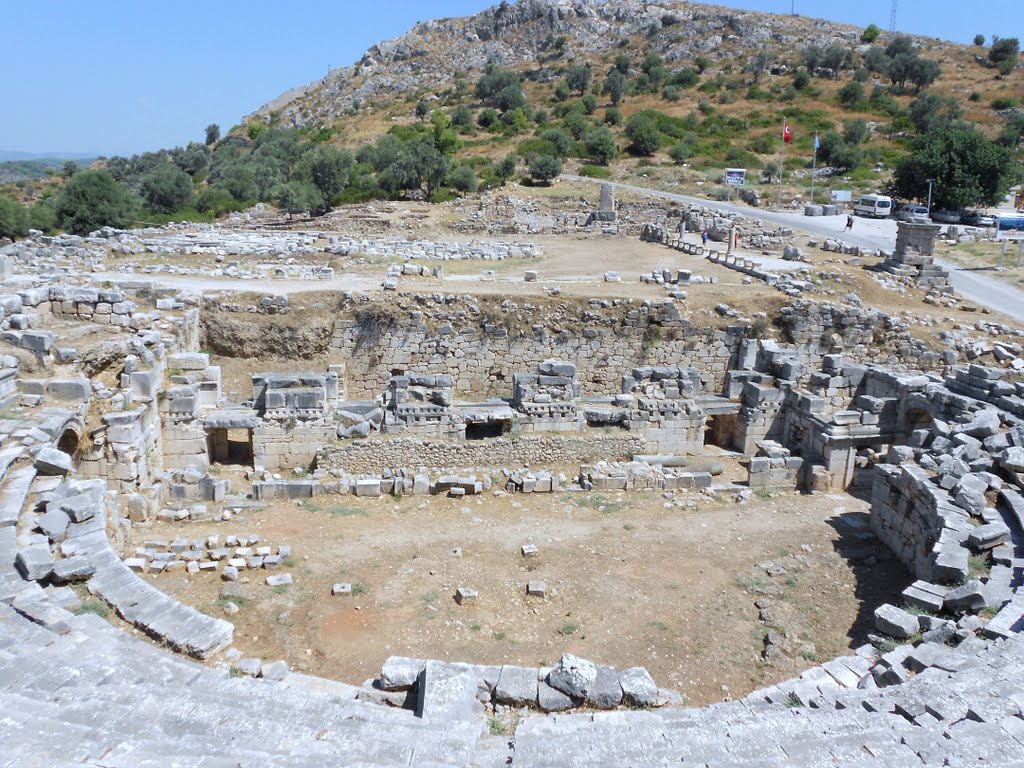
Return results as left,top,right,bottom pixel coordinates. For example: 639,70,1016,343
926,178,934,214
890,0,898,33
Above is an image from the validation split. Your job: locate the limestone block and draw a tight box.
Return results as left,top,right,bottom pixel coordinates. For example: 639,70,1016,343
619,667,658,707
547,653,597,700
968,522,1010,550
15,544,54,581
34,447,73,476
354,478,381,497
495,665,538,707
416,661,483,722
380,656,425,691
261,660,289,681
944,580,986,612
585,665,623,709
537,678,575,712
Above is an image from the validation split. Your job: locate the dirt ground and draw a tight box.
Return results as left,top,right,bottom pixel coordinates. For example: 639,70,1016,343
131,480,907,707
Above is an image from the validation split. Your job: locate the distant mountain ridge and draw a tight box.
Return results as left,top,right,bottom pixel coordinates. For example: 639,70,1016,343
0,155,99,184
0,150,98,163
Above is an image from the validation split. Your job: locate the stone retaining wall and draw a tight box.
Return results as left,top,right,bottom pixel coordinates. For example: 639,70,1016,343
318,434,646,475
870,463,971,583
331,321,745,399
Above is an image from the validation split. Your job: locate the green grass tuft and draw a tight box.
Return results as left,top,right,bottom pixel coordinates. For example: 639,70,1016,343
75,600,110,618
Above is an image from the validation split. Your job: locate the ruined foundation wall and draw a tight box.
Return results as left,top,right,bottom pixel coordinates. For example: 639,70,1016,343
319,434,647,475
203,297,948,401
330,323,744,399
870,463,970,584
255,424,337,472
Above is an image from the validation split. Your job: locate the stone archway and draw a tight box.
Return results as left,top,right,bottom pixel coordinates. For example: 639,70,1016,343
57,427,80,459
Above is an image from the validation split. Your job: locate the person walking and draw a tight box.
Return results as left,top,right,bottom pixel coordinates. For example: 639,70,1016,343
845,215,854,231
701,230,708,246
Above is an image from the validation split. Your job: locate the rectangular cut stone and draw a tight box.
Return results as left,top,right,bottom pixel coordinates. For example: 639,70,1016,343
495,665,538,707
416,661,483,722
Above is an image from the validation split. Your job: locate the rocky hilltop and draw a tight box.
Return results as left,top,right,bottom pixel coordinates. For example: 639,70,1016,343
251,0,869,128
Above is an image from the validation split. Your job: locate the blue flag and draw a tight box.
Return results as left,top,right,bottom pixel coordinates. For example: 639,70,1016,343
814,134,820,152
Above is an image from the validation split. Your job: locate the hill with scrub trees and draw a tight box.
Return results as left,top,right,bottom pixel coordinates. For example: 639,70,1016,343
2,0,1021,240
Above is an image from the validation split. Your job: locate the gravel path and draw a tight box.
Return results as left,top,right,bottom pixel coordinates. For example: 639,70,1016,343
565,175,1024,324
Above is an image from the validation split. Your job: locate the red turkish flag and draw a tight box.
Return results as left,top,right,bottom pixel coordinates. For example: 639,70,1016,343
783,118,792,144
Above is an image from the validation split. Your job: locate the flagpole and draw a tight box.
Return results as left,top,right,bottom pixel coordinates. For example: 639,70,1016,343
810,135,817,206
777,117,786,210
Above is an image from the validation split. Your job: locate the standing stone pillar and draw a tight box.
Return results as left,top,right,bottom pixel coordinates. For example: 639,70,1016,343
595,183,617,223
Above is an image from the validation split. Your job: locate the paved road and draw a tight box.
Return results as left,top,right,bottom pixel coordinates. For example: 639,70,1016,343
564,175,1024,324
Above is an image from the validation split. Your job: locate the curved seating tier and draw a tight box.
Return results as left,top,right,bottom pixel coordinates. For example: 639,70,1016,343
4,402,1024,767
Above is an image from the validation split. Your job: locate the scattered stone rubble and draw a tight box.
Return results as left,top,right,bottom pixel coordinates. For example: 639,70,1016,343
122,534,292,578
329,236,540,261
371,652,674,715
10,210,1024,764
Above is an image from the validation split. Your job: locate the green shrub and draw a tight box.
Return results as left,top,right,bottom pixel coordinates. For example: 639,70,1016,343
583,126,617,165
75,600,110,618
56,170,135,235
579,164,612,179
838,81,865,109
624,114,661,156
528,155,562,184
0,197,28,240
668,143,690,165
517,138,559,159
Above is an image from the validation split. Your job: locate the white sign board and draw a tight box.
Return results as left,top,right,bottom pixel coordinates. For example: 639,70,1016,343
831,190,852,203
724,168,746,187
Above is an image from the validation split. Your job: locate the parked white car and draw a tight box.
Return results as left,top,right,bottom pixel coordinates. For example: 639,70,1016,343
896,204,931,223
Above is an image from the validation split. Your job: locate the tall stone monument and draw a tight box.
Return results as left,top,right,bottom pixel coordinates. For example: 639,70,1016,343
877,221,950,290
587,183,618,225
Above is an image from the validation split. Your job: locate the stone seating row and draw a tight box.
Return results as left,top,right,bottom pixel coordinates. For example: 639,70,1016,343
0,420,486,765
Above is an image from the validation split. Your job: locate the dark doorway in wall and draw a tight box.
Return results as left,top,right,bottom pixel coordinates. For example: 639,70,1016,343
905,408,931,432
704,414,737,450
208,428,254,466
465,420,509,440
57,428,79,458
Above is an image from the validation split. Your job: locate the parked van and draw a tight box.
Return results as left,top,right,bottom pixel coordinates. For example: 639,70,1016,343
853,194,893,218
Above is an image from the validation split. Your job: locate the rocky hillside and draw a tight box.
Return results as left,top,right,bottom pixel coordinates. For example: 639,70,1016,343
251,0,871,128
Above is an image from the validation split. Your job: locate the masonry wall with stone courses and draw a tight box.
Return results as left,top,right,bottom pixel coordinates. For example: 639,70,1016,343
870,463,971,583
318,434,647,475
255,423,337,471
79,402,165,522
776,301,947,372
162,422,209,470
46,285,152,330
330,320,745,400
325,299,948,401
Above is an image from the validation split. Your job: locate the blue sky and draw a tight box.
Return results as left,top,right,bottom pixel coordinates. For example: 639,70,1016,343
1,0,1019,157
